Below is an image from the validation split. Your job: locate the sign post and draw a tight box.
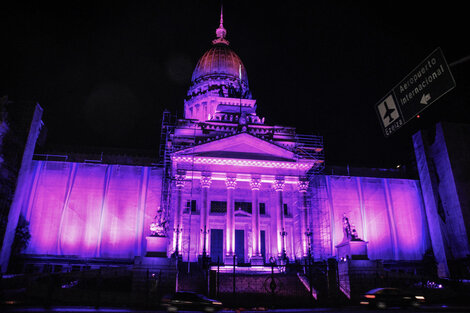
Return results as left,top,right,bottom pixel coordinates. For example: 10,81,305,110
376,47,456,137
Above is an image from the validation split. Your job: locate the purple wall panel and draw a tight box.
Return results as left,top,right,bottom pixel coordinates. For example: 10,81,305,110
389,179,428,260
99,166,141,258
361,178,394,260
58,163,105,257
23,160,428,262
141,169,163,254
24,161,162,259
26,162,72,255
328,176,429,261
328,177,362,246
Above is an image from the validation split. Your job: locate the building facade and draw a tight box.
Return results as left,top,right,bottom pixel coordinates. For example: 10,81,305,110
12,13,433,273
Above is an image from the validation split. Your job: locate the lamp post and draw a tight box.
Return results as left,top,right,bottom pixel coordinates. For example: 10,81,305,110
201,226,210,266
305,230,313,261
201,226,210,293
174,226,182,257
279,229,288,266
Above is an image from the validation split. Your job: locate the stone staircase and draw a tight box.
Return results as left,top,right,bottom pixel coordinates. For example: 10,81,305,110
210,270,314,308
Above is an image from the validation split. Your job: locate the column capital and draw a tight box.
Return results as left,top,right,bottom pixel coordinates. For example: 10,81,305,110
200,175,212,188
225,176,237,189
298,179,309,193
273,177,285,191
250,177,262,190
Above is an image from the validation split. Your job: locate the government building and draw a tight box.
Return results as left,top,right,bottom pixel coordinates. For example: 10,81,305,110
1,8,469,301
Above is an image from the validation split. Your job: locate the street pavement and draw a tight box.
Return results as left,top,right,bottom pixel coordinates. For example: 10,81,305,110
2,305,470,313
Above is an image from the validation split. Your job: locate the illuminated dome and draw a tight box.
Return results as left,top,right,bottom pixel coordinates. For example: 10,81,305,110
188,7,250,95
191,43,249,86
185,6,253,120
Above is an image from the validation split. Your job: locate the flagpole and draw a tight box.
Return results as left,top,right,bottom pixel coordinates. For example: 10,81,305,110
239,64,242,118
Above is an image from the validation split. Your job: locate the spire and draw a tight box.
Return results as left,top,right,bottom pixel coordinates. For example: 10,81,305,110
212,4,229,45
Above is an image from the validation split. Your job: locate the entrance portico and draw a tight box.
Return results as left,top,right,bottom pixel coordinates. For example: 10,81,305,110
170,132,320,265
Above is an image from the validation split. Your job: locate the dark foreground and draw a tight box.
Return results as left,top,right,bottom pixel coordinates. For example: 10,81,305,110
2,304,470,313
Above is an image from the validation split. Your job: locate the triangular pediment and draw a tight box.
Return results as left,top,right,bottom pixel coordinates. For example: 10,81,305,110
173,132,296,161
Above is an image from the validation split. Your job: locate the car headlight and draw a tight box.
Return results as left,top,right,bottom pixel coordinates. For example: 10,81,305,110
212,301,222,305
415,295,425,300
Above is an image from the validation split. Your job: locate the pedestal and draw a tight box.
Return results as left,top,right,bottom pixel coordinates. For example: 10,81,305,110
225,254,237,266
336,239,368,260
250,255,264,266
145,236,168,257
134,236,170,268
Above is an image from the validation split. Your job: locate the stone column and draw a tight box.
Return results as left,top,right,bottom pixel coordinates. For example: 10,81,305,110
250,177,263,265
225,176,237,264
298,179,310,258
273,177,286,259
200,174,212,258
174,172,185,256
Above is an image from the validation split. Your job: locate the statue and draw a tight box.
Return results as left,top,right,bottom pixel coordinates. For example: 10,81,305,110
218,85,225,97
342,214,351,241
342,214,360,241
150,206,167,237
337,214,368,261
350,224,359,240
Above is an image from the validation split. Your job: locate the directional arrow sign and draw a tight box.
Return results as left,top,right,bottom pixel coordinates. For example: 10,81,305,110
420,93,431,105
376,47,456,137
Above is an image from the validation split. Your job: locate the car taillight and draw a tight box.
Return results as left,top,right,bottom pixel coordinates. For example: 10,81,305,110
365,295,376,299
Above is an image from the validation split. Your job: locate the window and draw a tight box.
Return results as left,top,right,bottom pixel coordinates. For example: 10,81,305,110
184,200,197,213
211,201,227,213
283,203,289,217
235,201,252,214
259,203,266,215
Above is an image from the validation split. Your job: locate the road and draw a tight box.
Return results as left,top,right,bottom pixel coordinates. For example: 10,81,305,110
2,305,470,313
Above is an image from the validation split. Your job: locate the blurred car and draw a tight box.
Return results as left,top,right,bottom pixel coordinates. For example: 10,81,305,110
161,291,223,312
359,287,425,309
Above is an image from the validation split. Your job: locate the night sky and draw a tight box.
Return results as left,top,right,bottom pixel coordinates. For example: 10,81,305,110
2,1,470,170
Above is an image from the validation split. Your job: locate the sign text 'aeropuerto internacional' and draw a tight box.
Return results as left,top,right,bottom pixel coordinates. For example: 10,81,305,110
376,47,456,137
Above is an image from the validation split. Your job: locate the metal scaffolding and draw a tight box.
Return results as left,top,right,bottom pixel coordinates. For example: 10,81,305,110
308,174,331,261
295,133,324,169
158,110,177,237
159,114,330,261
294,133,330,261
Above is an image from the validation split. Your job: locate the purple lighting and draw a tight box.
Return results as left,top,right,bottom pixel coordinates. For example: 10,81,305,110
327,176,429,260
172,156,317,169
21,160,430,263
23,161,161,259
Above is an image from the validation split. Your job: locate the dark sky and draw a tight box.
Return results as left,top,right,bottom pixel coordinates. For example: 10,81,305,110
2,1,470,169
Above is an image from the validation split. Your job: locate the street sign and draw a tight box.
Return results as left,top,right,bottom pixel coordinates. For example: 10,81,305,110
376,47,456,137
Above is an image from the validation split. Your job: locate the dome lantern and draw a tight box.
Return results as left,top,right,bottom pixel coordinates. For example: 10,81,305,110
185,4,253,121
189,5,249,90
212,5,229,45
